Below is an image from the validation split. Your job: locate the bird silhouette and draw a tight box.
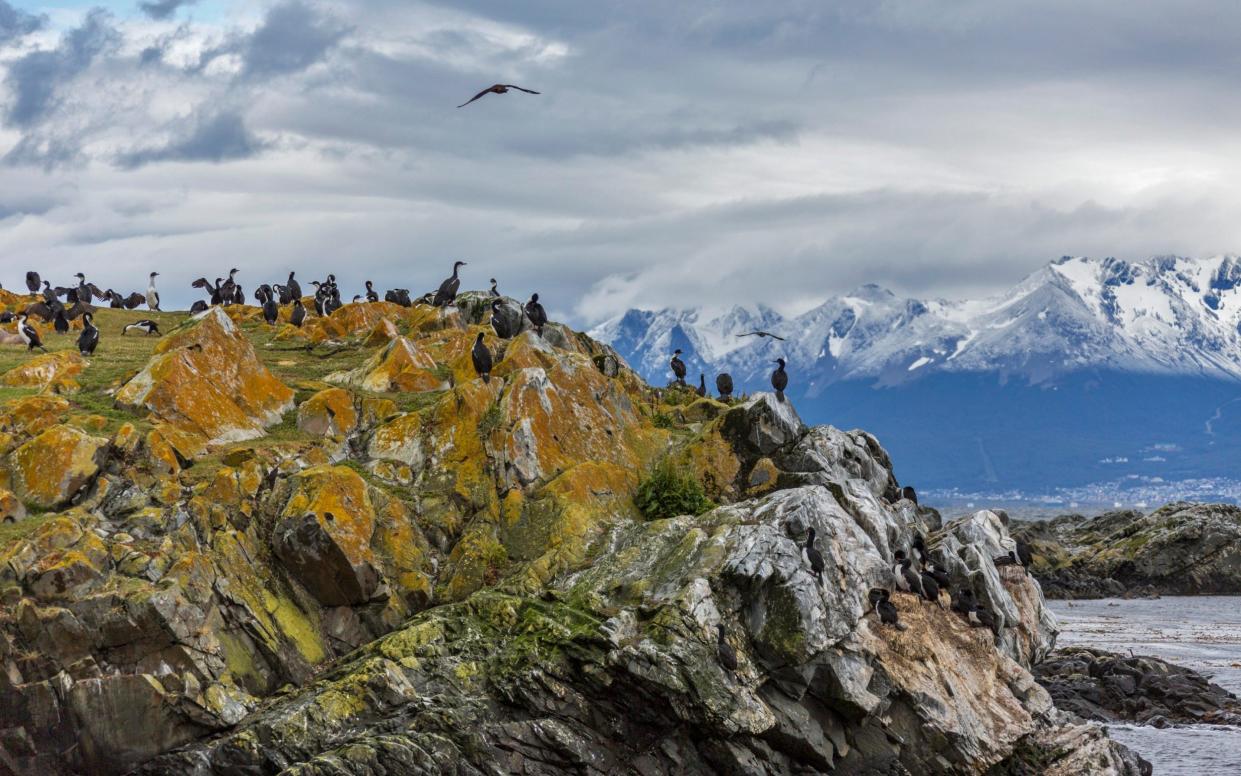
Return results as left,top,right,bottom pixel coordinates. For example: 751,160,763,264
737,330,786,341
458,84,540,108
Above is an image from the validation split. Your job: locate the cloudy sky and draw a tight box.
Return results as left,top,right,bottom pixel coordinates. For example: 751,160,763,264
3,1,1241,321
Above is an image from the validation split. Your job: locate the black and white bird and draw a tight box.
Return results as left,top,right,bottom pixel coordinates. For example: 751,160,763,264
433,261,467,307
53,308,69,335
715,624,738,672
103,290,124,309
771,358,788,400
220,268,240,304
490,299,515,339
670,349,687,386
73,273,98,305
290,299,306,328
365,281,379,303
716,373,733,400
524,293,547,336
77,312,99,356
901,485,918,505
263,294,279,325
894,551,924,597
869,589,902,628
25,271,40,294
471,332,493,383
695,373,706,398
189,300,208,314
911,533,928,566
17,314,47,352
488,278,499,297
286,272,302,303
804,527,825,582
457,83,540,108
122,319,161,336
924,561,951,591
146,272,161,311
918,567,942,606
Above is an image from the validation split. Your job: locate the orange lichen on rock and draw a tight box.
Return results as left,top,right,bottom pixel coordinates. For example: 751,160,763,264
327,336,447,393
115,308,294,447
0,395,72,440
8,424,109,509
297,388,359,438
2,351,86,394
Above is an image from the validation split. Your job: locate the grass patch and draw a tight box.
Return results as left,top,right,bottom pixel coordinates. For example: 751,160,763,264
634,459,714,521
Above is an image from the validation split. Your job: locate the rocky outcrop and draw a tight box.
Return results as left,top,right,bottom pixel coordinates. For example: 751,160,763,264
7,425,109,510
1035,646,1241,727
1012,503,1241,598
2,351,86,394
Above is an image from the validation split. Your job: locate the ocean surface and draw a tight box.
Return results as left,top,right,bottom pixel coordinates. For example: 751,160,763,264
1048,596,1241,775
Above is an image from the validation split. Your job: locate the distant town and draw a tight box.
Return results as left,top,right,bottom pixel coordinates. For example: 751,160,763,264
926,476,1241,520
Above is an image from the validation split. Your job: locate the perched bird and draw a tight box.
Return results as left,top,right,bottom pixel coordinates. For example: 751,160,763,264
869,589,901,628
310,281,326,316
220,268,240,303
192,277,223,306
458,83,540,108
969,605,998,633
25,271,40,294
911,533,928,566
716,373,734,400
286,272,302,303
924,561,951,590
488,278,499,297
385,289,412,307
16,315,47,352
263,295,279,325
737,330,786,341
73,273,95,305
189,300,208,314
1016,538,1034,569
103,290,123,309
0,312,13,323
771,358,788,400
146,272,161,311
715,624,738,672
804,527,825,582
952,588,976,617
351,295,362,303
901,485,918,505
365,281,379,303
695,373,706,398
291,299,307,328
433,261,467,307
122,320,161,336
894,551,924,597
524,293,548,336
77,312,99,356
53,308,69,335
490,299,515,339
471,332,493,384
232,284,245,306
993,551,1020,567
670,349,687,386
918,567,942,606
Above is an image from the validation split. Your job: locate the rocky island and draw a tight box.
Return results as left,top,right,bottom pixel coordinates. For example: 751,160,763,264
0,291,1149,775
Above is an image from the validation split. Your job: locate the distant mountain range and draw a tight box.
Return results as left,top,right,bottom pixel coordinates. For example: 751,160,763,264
591,255,1241,502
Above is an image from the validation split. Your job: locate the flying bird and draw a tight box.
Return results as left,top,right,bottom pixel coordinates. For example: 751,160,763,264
458,83,540,108
737,330,786,341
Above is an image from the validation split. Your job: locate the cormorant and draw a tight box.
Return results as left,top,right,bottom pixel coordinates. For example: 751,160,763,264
993,551,1020,567
695,373,706,398
716,373,733,400
912,533,928,565
310,281,326,316
53,308,69,335
73,273,94,305
924,561,951,590
1016,538,1034,569
77,313,99,356
433,261,467,307
902,485,918,504
122,320,161,336
104,290,124,309
490,299,515,339
286,272,301,302
771,358,788,400
232,284,245,305
969,605,998,633
737,330,786,341
40,281,58,306
291,299,306,328
488,278,499,297
192,277,223,306
189,300,208,314
365,281,379,303
670,349,687,386
869,589,901,627
952,588,975,617
16,315,47,352
471,332,493,383
894,551,923,597
263,296,279,325
351,295,362,303
385,289,412,307
458,83,540,108
804,527,825,582
524,293,547,336
918,567,942,606
220,268,239,303
25,271,40,294
146,272,160,311
715,624,738,672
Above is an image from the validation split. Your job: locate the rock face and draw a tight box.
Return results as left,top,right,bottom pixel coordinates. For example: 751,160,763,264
1013,503,1241,598
0,299,1149,776
1035,646,1241,727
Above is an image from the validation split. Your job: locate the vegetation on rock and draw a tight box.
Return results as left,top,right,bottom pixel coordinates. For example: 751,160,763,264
634,459,714,520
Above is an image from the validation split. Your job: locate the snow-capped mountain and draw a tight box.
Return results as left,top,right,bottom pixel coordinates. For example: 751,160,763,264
593,255,1241,391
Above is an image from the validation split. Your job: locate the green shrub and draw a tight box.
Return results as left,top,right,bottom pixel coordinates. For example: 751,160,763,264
651,412,675,429
635,461,714,521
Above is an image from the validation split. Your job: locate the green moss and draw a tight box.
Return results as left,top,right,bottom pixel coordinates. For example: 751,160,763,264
759,584,806,663
477,403,503,441
634,460,714,521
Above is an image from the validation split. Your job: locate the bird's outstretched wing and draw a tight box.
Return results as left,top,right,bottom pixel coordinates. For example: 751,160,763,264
458,88,494,108
736,330,787,341
502,84,540,94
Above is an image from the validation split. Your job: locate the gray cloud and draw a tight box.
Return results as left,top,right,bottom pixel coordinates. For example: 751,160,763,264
0,0,44,43
239,1,350,79
2,10,118,127
118,110,265,168
137,0,198,21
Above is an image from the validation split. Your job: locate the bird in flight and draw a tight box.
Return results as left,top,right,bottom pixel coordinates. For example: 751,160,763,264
736,330,786,341
458,84,541,108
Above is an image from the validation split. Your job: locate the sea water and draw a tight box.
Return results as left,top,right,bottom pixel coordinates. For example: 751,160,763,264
1048,596,1241,775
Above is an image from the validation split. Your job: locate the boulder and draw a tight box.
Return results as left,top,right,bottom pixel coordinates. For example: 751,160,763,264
296,388,358,438
326,336,447,393
2,351,86,394
8,425,109,509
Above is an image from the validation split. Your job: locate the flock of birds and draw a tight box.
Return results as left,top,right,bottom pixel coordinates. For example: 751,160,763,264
669,348,789,403
1,262,551,380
